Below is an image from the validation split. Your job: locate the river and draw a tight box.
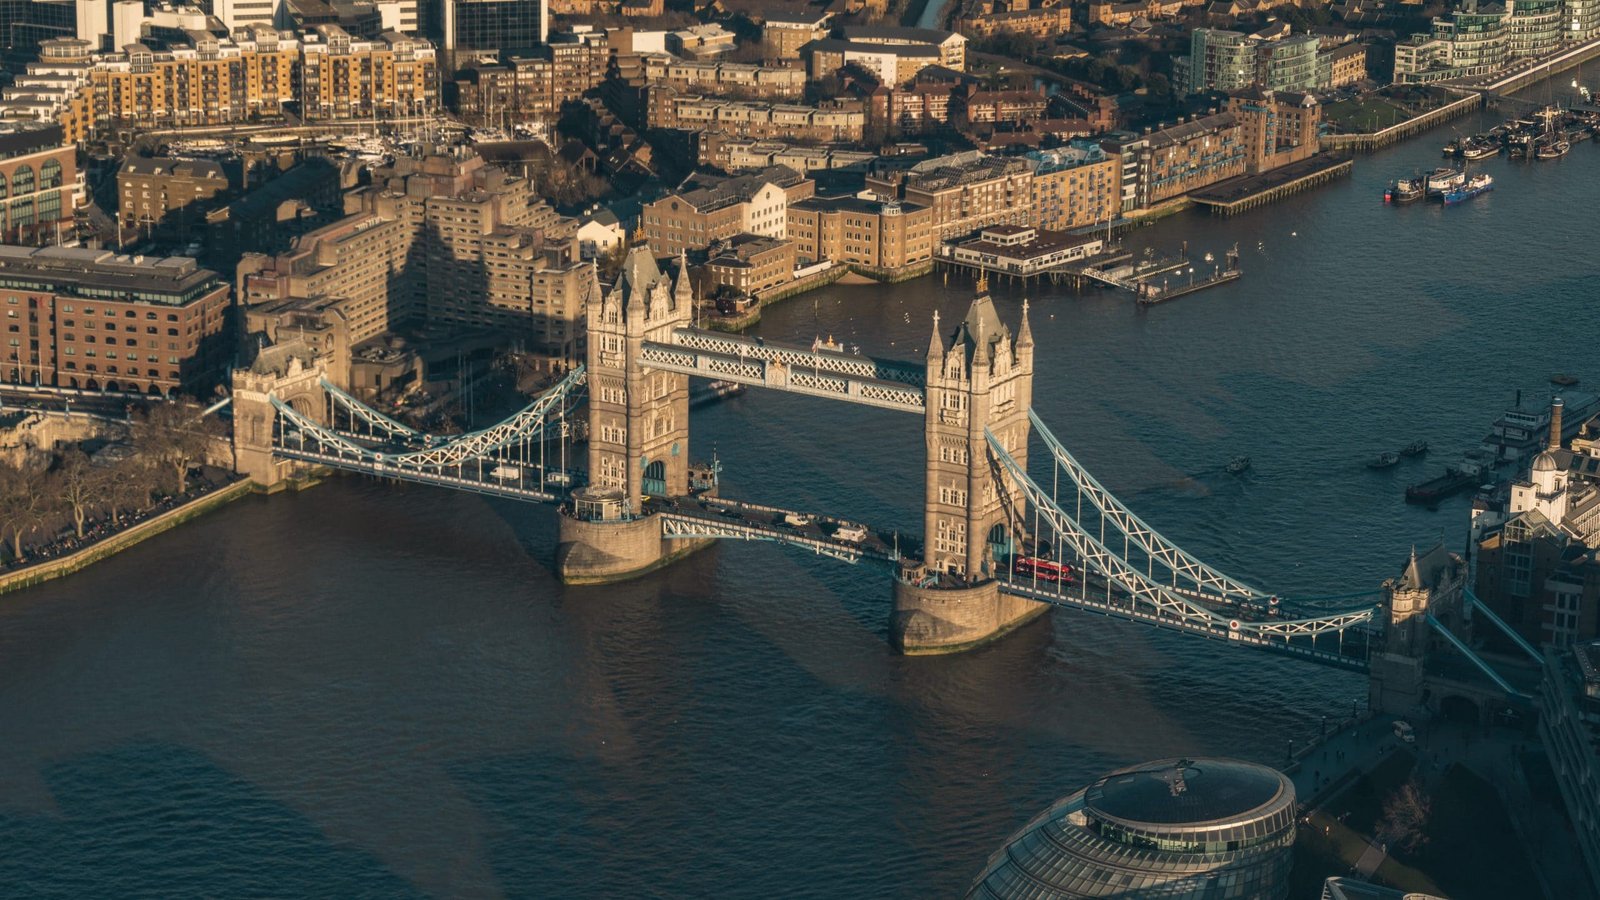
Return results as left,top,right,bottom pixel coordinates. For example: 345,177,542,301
2,77,1599,896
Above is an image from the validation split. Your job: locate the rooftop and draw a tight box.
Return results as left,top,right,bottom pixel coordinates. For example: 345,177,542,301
1085,758,1291,827
0,245,222,300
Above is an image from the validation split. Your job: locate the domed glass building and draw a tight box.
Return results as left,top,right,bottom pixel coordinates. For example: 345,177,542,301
967,757,1297,899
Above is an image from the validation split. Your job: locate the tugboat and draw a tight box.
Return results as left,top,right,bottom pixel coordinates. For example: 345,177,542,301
1384,176,1425,203
1226,455,1252,475
1400,440,1429,457
1368,451,1401,469
1425,167,1465,198
1443,173,1494,204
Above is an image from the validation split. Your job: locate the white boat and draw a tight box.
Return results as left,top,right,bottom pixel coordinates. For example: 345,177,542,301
1424,167,1465,197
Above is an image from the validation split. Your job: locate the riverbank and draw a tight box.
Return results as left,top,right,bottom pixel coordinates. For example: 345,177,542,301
0,477,253,597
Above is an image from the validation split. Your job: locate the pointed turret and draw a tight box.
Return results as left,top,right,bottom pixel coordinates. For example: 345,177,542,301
1016,298,1034,352
673,250,694,311
927,309,944,362
1400,545,1422,592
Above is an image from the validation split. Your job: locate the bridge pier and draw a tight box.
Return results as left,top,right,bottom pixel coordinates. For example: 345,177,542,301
555,489,712,584
891,571,1049,654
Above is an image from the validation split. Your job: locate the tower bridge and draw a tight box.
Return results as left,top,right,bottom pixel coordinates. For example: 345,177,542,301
227,247,1534,712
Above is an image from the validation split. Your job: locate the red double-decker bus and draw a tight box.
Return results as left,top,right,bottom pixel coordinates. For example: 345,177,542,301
1013,557,1076,584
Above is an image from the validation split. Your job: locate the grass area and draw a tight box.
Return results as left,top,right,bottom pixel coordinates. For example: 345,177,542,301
1324,97,1413,132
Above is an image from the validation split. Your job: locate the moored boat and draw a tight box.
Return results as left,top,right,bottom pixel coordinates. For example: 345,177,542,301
1384,177,1424,203
1536,139,1571,159
1425,167,1465,197
1443,173,1493,204
1461,140,1499,160
1400,440,1428,457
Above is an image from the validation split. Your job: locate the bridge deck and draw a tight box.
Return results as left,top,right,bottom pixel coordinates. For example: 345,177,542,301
651,495,903,564
640,328,927,413
997,576,1371,672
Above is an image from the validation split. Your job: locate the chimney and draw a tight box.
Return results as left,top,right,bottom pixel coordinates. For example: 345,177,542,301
1550,396,1565,450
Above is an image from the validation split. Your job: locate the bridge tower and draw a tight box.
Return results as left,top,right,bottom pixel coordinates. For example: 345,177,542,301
229,341,328,490
1369,543,1467,716
557,247,705,584
892,283,1047,654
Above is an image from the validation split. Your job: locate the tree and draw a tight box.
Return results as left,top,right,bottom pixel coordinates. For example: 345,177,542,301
1377,777,1432,855
136,402,220,495
0,462,52,562
56,449,102,539
100,456,155,526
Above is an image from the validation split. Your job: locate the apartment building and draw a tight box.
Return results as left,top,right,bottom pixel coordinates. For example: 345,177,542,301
0,27,437,139
643,165,815,254
701,234,797,298
785,195,934,273
646,90,866,143
1226,88,1320,175
639,57,808,99
0,245,230,395
117,156,230,236
958,2,1073,40
0,121,78,246
866,151,1033,240
1025,144,1120,231
838,26,966,71
1105,113,1245,210
698,136,876,173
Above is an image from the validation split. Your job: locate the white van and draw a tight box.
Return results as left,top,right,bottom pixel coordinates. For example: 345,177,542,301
834,524,868,543
1392,720,1415,743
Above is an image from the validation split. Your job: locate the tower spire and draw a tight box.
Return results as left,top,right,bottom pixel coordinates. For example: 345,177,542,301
1016,297,1034,350
927,309,944,360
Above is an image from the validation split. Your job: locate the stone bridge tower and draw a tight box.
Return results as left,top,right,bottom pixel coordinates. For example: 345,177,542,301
584,248,694,510
229,341,327,490
558,247,705,584
1369,543,1466,716
892,284,1046,654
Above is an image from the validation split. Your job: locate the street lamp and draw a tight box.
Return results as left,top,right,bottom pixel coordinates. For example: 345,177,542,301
1320,714,1328,739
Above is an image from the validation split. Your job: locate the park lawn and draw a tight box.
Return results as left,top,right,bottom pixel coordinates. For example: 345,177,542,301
1324,97,1412,132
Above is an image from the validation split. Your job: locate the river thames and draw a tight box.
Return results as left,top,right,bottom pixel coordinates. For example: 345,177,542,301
3,90,1599,896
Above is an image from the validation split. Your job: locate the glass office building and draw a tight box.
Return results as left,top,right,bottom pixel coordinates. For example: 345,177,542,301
967,757,1297,899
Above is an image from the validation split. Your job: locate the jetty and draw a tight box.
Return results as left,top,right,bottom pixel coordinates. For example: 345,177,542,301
1190,154,1354,216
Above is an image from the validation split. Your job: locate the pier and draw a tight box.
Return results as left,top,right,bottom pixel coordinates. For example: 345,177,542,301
1190,154,1355,215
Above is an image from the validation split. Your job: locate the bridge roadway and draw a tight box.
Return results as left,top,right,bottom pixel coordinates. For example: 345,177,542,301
996,572,1373,671
647,494,905,564
639,328,927,413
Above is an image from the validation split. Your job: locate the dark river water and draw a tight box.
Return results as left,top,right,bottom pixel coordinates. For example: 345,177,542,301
4,78,1600,897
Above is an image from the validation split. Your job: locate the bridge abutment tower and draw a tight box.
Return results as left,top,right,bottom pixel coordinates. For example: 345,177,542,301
1369,544,1467,717
229,342,327,490
557,248,706,584
892,288,1046,654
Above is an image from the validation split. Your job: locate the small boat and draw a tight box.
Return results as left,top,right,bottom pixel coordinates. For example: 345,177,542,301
1226,456,1251,475
1400,440,1429,457
1536,140,1571,160
1424,167,1465,198
1384,177,1424,204
1368,451,1401,469
1461,141,1499,160
1443,173,1493,204
1551,373,1581,386
1442,140,1462,156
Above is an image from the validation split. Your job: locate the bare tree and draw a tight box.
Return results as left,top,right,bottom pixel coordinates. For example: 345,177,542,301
1378,777,1432,855
100,456,154,526
136,402,220,495
56,450,103,539
0,462,53,562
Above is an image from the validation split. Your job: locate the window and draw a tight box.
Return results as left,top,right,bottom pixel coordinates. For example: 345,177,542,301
11,165,33,194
